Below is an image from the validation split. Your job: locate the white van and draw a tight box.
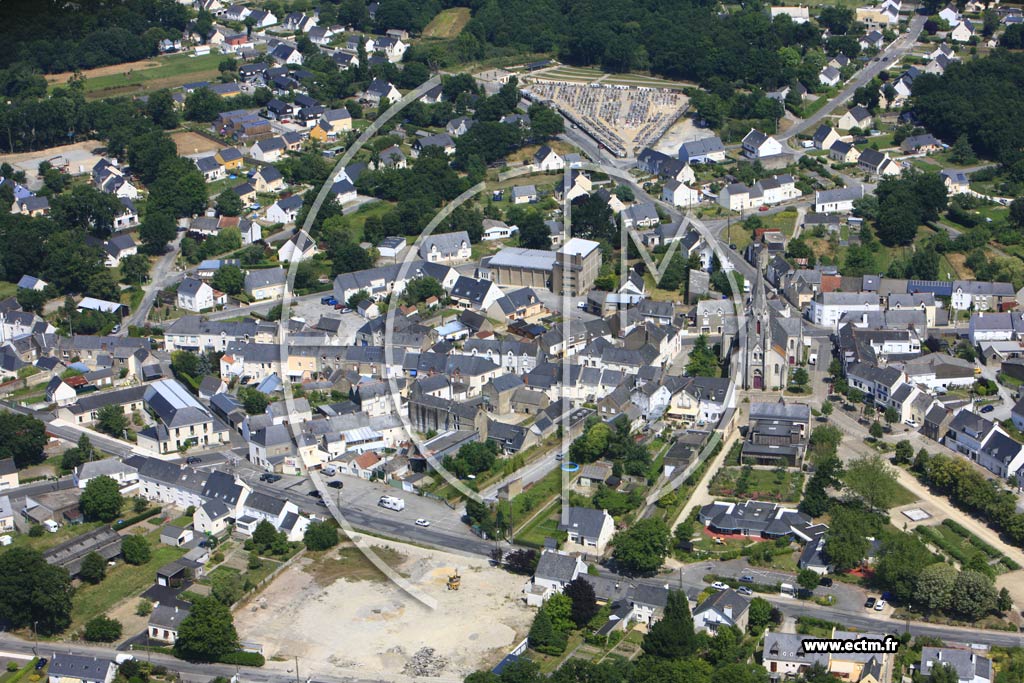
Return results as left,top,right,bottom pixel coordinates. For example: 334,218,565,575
43,520,59,533
0,535,12,546
379,496,405,511
780,583,796,596
322,466,337,476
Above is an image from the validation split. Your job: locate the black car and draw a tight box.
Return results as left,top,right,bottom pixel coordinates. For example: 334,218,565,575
186,456,201,465
327,481,344,489
819,577,833,587
35,659,47,671
865,597,876,609
308,490,322,498
260,473,281,483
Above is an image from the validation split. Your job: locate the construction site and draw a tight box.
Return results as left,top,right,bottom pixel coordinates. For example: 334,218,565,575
234,540,533,681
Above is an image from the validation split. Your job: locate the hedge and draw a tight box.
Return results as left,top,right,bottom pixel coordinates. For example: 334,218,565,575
941,519,1000,558
114,506,163,530
219,652,265,667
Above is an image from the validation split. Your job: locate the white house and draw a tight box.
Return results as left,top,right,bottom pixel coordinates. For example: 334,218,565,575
277,230,318,264
266,195,303,224
741,129,783,159
837,106,873,131
558,506,615,555
808,292,882,329
177,277,222,312
819,66,841,87
692,589,751,635
662,179,702,207
951,19,975,42
534,145,565,172
813,186,863,214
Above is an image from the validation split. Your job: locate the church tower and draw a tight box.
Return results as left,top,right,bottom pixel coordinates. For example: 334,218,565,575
744,246,770,390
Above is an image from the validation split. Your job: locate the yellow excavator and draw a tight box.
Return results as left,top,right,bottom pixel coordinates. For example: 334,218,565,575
447,569,461,591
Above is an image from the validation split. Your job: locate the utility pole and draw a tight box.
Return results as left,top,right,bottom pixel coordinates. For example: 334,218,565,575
295,656,300,683
32,621,37,656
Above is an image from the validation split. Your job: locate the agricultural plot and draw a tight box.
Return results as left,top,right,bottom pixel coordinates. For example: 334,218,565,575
422,7,471,38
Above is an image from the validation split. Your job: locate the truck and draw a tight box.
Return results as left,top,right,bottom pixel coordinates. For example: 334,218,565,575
379,495,405,511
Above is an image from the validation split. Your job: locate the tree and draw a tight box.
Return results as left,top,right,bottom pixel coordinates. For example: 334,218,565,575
998,587,1013,612
210,265,245,296
797,568,819,593
948,134,976,165
883,407,899,426
304,521,339,551
215,187,243,217
951,569,997,620
0,413,47,469
504,549,538,575
791,368,809,386
642,590,698,658
686,335,721,377
402,276,444,306
84,616,122,642
516,210,551,250
80,475,124,522
128,131,177,186
563,577,598,628
146,89,179,129
747,597,772,633
237,386,270,415
823,506,871,572
611,518,670,575
174,596,239,662
844,454,898,510
0,548,73,635
95,404,128,437
914,562,957,612
122,534,152,566
894,440,914,465
821,401,833,418
120,253,150,285
876,531,935,603
252,519,278,551
210,571,244,606
184,89,226,122
139,212,177,255
527,607,564,654
79,552,107,584
527,104,564,140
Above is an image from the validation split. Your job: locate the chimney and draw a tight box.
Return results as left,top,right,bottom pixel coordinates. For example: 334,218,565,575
724,606,733,619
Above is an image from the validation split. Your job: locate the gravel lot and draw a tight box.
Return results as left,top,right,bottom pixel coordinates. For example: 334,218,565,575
235,539,533,681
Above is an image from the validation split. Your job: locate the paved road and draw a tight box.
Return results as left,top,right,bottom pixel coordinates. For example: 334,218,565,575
120,233,186,334
781,13,927,141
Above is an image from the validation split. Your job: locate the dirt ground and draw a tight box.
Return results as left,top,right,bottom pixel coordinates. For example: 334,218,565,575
45,59,162,87
654,114,714,156
0,140,107,187
172,131,223,157
235,540,533,682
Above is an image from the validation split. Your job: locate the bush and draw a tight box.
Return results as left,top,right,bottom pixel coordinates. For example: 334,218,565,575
84,616,123,642
136,599,153,617
7,662,19,672
113,506,162,530
28,524,44,537
218,652,265,667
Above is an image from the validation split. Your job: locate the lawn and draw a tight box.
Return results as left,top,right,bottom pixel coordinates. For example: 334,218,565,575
708,467,805,503
70,52,226,99
334,200,394,243
70,532,186,630
422,7,471,38
514,499,566,548
0,281,16,300
888,481,919,508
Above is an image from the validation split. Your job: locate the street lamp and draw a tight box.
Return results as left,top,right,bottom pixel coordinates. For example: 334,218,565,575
32,621,37,656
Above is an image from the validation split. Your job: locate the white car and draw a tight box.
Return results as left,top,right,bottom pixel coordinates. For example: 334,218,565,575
415,519,430,527
874,599,886,611
711,581,728,590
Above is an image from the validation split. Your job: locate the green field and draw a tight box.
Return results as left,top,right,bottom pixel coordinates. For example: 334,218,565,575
70,531,186,630
56,53,226,100
423,7,471,38
0,281,16,300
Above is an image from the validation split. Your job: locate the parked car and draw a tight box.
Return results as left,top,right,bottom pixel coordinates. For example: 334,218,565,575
35,659,47,671
308,490,322,498
865,597,876,609
737,586,753,596
981,404,995,413
260,473,281,483
711,581,728,590
415,519,430,527
819,577,833,587
327,481,344,489
874,599,886,611
321,296,338,306
185,456,202,465
740,574,754,583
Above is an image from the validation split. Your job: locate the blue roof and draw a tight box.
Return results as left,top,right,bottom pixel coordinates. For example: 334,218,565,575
907,279,953,296
492,654,519,674
68,362,91,372
256,373,282,395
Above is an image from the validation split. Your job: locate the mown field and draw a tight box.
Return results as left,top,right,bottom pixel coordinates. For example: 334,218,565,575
422,8,471,38
48,53,225,100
